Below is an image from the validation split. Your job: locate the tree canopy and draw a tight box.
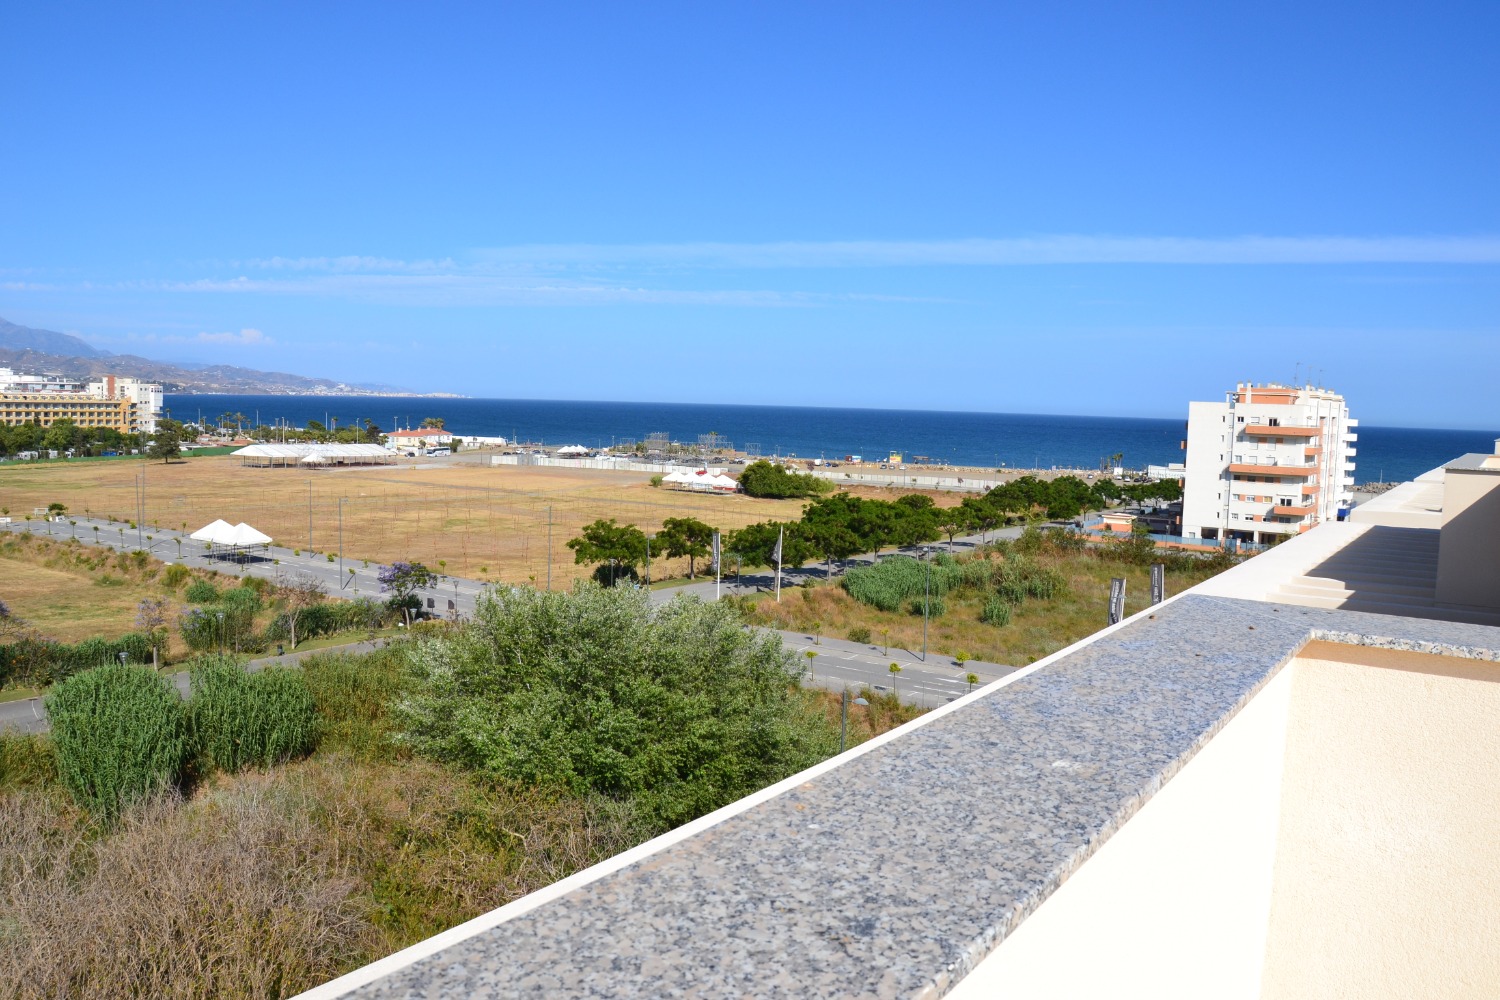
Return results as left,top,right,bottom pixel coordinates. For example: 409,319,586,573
736,460,832,499
567,519,648,586
656,516,715,579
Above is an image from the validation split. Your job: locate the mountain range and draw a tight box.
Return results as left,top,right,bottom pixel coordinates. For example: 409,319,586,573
0,317,427,396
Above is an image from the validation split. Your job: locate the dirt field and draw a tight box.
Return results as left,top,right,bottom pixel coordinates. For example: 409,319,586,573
0,456,819,585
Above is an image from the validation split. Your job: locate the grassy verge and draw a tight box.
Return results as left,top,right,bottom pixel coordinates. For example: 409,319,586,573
746,534,1239,666
0,626,927,996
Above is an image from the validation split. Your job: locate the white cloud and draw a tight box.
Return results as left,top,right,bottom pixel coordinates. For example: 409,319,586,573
472,235,1500,268
196,327,272,345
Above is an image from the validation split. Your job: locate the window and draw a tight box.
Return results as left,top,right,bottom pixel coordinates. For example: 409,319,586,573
1237,416,1246,422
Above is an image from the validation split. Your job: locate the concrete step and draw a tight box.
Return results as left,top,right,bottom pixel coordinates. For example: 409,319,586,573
1291,576,1437,600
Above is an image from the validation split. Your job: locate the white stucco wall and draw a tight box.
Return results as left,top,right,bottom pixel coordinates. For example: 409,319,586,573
1260,642,1500,999
948,664,1295,1000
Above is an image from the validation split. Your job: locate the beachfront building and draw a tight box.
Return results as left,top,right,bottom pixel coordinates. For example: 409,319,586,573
0,367,164,435
386,428,454,451
1181,382,1357,546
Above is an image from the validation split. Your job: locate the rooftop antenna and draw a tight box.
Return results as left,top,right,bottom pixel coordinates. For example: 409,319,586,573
1294,362,1301,387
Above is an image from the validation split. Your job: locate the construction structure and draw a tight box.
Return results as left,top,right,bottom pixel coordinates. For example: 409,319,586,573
1181,382,1357,546
0,367,164,434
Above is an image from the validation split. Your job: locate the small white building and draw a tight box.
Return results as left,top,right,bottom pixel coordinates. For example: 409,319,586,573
1181,382,1357,546
386,428,455,451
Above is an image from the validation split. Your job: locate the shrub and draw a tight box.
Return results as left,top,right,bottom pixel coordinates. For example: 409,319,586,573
396,585,836,830
45,663,187,821
184,579,220,603
221,586,263,614
649,474,664,487
301,646,410,759
161,563,191,589
981,596,1012,627
189,657,318,774
846,625,872,644
907,595,946,617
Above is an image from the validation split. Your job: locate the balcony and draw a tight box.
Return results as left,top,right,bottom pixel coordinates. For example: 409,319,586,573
1343,432,1358,443
1244,424,1319,438
1344,447,1357,458
1271,503,1316,517
1304,446,1323,458
1302,484,1320,497
1228,462,1318,477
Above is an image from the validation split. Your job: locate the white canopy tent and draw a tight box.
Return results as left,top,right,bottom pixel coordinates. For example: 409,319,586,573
189,520,274,561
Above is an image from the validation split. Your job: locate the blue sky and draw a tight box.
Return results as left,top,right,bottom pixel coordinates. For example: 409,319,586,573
2,2,1496,428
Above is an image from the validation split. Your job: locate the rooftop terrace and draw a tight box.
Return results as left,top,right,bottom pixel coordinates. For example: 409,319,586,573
300,451,1500,1000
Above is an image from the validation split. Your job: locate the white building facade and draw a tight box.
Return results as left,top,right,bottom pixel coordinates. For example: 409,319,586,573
1182,383,1357,546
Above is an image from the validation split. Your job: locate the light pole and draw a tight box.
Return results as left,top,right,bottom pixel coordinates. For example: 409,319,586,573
921,546,932,662
216,611,225,655
645,535,652,586
338,497,345,588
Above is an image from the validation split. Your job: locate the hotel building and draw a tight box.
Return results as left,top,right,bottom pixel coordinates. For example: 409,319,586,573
1181,382,1357,546
0,368,164,435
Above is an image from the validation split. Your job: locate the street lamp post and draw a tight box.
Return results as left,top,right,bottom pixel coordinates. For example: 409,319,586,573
338,497,345,588
216,611,225,655
921,546,932,662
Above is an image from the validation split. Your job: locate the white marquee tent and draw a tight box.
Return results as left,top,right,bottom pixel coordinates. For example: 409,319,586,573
232,443,395,468
189,520,274,560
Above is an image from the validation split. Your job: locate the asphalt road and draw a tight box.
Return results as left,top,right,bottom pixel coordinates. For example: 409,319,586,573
0,517,1024,733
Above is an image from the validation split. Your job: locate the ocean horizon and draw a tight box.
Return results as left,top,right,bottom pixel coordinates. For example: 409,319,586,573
167,394,1498,488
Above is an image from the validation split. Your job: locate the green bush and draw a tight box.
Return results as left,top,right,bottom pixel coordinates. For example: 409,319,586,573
161,564,191,589
45,663,187,821
846,625,872,644
843,556,961,613
301,646,410,759
188,657,318,774
221,586,263,613
0,632,155,687
184,579,220,603
907,595,946,617
981,596,1012,627
396,584,835,831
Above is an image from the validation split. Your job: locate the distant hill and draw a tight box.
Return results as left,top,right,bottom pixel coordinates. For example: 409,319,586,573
0,316,428,396
0,318,108,358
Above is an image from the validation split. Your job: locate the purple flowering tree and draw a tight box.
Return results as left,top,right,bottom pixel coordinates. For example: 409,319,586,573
135,597,171,668
378,561,437,626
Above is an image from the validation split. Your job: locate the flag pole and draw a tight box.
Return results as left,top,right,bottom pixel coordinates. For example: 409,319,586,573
775,526,783,602
713,530,721,601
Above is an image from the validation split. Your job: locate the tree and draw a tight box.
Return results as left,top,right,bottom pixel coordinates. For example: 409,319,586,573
737,460,831,499
936,505,974,550
960,495,1001,541
134,597,171,668
275,569,327,648
421,416,446,429
148,426,181,463
727,521,814,570
566,519,648,586
378,561,438,625
657,516,715,579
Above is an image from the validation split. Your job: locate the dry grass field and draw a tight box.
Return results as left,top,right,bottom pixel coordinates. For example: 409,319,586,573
0,456,819,586
0,553,151,643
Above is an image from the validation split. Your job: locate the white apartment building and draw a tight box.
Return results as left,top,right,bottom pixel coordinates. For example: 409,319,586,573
1182,382,1357,546
0,367,165,434
84,374,165,433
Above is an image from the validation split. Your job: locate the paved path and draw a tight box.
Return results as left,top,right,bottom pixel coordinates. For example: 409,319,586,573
1,517,1030,733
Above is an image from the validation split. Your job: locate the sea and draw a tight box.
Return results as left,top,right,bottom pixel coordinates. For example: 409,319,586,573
167,395,1498,487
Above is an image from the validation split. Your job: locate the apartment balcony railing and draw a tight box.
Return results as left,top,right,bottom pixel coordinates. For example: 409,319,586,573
1344,447,1357,458
1244,424,1320,438
1228,462,1318,477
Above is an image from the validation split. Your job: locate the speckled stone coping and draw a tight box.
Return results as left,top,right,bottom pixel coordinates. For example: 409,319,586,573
333,595,1500,1000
